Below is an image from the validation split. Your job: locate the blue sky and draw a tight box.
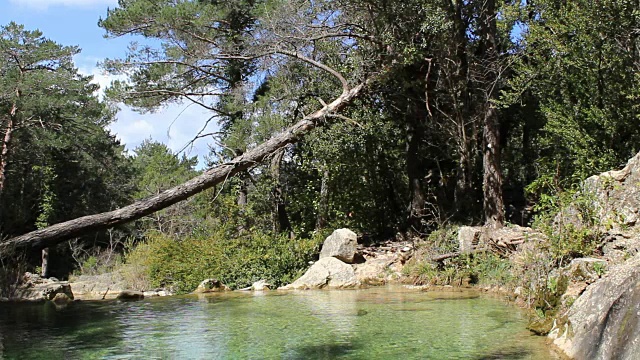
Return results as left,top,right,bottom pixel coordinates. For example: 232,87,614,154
0,0,217,167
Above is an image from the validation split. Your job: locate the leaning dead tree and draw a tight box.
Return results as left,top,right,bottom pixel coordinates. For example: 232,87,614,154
0,81,368,255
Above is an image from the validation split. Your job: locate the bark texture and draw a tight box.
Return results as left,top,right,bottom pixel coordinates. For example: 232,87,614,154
480,0,505,228
0,83,366,255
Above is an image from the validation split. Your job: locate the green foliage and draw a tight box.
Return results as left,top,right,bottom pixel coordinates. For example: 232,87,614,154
33,166,57,230
504,0,640,188
124,229,322,293
406,225,514,287
529,184,602,263
0,22,134,277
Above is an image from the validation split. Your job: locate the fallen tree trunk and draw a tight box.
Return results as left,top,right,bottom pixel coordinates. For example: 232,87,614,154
0,83,367,255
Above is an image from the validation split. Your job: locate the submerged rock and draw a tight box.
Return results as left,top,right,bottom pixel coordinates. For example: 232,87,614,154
280,257,360,290
194,279,230,293
319,228,358,263
550,253,640,359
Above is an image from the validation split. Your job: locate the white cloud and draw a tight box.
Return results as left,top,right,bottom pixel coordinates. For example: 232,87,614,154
78,62,219,169
9,0,117,10
76,58,127,99
110,103,218,169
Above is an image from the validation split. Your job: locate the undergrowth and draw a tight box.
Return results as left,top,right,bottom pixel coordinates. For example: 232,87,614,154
120,227,324,293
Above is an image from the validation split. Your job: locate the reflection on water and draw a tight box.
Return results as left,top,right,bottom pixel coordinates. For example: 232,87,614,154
0,286,559,359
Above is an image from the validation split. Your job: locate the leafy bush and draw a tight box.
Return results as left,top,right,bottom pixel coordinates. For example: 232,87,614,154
124,229,323,293
528,184,602,264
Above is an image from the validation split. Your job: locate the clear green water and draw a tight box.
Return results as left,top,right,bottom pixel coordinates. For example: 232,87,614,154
0,286,559,359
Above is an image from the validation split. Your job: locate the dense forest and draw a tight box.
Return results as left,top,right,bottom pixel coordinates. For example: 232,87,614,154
1,0,639,292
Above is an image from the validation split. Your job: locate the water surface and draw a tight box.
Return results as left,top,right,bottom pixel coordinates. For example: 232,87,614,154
0,286,559,359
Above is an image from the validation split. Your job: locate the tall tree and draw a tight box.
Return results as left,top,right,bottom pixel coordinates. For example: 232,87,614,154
0,23,80,194
478,0,505,228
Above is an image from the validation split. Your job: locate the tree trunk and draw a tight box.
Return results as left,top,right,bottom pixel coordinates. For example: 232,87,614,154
237,178,248,207
315,165,330,231
406,104,427,230
480,0,505,228
0,82,367,255
41,248,49,278
270,149,291,234
483,104,505,228
0,101,17,195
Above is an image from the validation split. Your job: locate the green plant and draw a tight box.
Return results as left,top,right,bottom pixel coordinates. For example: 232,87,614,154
122,227,323,293
529,185,603,264
592,262,606,277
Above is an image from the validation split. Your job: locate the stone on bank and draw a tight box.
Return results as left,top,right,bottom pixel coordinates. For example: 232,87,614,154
319,228,358,263
280,257,360,290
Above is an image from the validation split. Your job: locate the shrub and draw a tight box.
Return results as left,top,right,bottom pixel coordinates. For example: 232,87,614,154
529,188,602,264
123,229,322,293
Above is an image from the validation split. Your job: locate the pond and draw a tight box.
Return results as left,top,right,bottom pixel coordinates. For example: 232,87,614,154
0,286,560,359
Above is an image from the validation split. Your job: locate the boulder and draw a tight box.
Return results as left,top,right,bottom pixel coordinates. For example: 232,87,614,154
11,273,74,302
353,253,401,285
319,228,358,263
251,280,270,291
550,253,640,359
193,279,230,293
41,282,74,301
582,151,640,228
116,290,145,301
69,272,126,300
143,289,173,297
281,257,360,290
458,226,482,253
52,293,73,306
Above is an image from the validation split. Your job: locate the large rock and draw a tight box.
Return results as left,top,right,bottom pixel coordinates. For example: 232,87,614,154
583,151,640,228
193,279,230,293
252,280,271,291
458,226,482,253
550,253,640,359
70,272,127,300
11,273,74,302
319,228,358,263
353,254,403,285
281,257,360,290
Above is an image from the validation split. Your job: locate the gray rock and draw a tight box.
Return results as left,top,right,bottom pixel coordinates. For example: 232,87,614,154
353,254,399,286
281,257,360,290
116,290,144,301
251,280,270,291
458,226,482,253
583,151,640,228
319,228,358,263
52,292,73,306
70,272,126,300
11,275,74,302
550,253,640,359
194,279,230,293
